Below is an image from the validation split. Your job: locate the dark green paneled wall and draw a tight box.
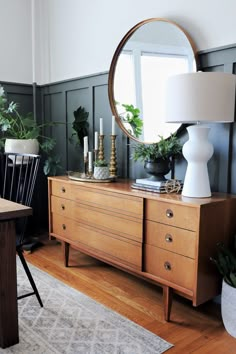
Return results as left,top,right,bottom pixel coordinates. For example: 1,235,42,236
1,43,236,230
40,73,128,178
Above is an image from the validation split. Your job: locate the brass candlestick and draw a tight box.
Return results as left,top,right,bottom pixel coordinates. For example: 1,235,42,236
98,135,105,160
109,135,117,178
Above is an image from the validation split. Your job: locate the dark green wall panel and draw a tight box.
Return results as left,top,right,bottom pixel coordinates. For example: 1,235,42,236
2,42,236,219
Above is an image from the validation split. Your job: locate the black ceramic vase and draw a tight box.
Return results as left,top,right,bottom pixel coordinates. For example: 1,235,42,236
144,158,171,181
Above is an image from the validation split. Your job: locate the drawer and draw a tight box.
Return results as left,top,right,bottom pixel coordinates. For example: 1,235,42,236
51,213,142,270
146,199,198,231
51,195,143,242
51,195,73,218
50,180,72,199
144,244,195,290
145,220,197,258
73,185,143,219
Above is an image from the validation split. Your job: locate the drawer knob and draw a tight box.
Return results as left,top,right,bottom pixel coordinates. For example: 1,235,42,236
61,187,66,193
166,209,173,218
164,261,172,271
165,234,173,242
62,224,66,230
61,204,65,210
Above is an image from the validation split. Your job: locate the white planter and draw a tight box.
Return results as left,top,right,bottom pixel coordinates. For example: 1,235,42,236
94,166,109,180
5,138,39,163
221,279,236,338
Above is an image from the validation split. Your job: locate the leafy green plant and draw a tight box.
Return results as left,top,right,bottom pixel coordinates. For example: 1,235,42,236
132,134,182,162
0,84,61,175
118,103,143,138
210,242,236,288
94,159,108,167
70,106,89,146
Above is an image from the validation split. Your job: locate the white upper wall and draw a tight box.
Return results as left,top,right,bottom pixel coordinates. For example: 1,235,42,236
1,0,236,84
35,0,236,84
0,0,32,84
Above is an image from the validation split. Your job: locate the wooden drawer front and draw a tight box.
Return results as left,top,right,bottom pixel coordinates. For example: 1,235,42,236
73,186,143,219
145,220,196,259
145,244,195,290
51,196,142,242
146,199,198,231
51,195,73,217
51,213,142,270
51,180,72,199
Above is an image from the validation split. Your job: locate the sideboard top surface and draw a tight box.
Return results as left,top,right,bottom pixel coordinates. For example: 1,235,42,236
48,176,236,207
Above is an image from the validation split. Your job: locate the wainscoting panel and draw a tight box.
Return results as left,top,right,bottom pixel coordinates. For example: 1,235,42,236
40,73,128,178
198,45,236,194
2,43,236,231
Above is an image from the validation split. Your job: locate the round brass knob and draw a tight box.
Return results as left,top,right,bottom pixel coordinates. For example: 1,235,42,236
61,187,66,193
165,234,173,242
62,224,66,230
164,261,171,271
166,209,173,218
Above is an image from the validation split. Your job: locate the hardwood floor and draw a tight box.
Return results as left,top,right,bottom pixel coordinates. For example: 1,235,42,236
25,237,236,353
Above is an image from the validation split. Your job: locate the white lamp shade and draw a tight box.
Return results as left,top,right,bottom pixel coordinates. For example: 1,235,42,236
165,72,236,123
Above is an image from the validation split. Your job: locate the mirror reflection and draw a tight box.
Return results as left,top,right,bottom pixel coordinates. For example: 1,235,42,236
109,18,197,143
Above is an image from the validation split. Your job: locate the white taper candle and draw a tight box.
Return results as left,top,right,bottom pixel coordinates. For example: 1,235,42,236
112,115,115,135
83,136,88,157
95,131,98,150
100,118,103,135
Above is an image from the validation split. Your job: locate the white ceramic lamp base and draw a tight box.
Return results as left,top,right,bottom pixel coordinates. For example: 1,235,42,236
182,125,213,198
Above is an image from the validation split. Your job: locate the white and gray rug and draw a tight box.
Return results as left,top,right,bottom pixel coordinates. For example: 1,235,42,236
1,259,173,354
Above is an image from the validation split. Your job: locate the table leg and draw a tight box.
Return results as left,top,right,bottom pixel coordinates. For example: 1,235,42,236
0,221,19,348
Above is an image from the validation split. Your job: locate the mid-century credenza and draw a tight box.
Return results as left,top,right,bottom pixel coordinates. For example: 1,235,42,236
48,177,236,321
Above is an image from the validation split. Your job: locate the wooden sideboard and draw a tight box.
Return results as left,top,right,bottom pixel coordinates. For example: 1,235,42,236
48,177,236,321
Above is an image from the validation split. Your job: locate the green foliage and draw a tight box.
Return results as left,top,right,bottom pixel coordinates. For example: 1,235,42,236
210,242,236,288
43,155,63,176
118,103,143,138
132,134,182,162
94,159,108,167
70,106,89,146
0,84,61,175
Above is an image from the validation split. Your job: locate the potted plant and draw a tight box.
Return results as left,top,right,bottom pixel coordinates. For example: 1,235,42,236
210,242,236,338
132,134,182,181
0,84,61,175
93,159,109,180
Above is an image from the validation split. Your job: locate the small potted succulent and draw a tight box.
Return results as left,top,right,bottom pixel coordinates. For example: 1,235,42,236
93,159,109,180
210,242,236,338
132,134,182,181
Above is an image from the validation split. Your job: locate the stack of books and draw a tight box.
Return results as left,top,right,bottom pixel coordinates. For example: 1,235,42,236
131,178,183,193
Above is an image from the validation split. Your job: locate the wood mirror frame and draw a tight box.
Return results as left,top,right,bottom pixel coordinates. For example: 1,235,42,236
108,18,198,144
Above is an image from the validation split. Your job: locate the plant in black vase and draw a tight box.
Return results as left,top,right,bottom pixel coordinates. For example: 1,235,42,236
132,134,182,181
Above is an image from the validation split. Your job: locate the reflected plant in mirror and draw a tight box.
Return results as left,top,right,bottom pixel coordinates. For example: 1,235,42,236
116,102,143,138
132,134,182,181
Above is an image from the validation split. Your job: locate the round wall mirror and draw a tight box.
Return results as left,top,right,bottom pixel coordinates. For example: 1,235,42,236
108,18,198,144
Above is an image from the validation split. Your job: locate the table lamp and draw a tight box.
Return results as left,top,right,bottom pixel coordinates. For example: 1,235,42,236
165,72,236,198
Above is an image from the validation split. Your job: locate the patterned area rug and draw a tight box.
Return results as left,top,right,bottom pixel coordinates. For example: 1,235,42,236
1,259,173,354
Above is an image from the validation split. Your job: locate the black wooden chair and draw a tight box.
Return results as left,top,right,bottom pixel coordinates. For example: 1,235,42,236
0,152,43,307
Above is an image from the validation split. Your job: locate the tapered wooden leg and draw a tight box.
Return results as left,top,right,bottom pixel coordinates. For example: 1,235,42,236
163,286,173,322
0,221,19,348
62,241,70,267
